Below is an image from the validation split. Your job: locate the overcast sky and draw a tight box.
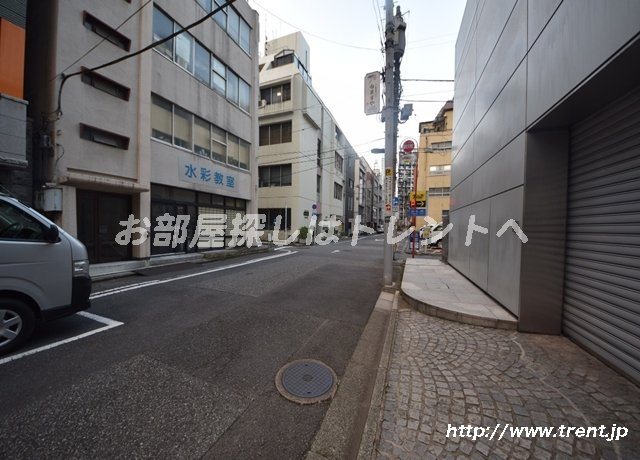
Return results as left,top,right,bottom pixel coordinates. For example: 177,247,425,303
248,0,466,170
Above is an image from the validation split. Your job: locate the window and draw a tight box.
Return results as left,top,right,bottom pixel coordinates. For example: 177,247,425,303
227,7,240,43
239,139,250,170
227,134,240,167
259,122,292,146
196,0,211,11
428,164,451,175
317,175,321,193
151,94,172,142
348,179,354,189
260,82,291,104
211,125,227,163
212,57,226,96
194,41,210,85
83,12,131,51
81,68,130,100
259,208,291,230
0,201,48,241
334,182,343,200
428,187,450,197
80,124,129,149
174,25,194,73
239,19,251,53
227,71,239,104
239,79,251,112
194,116,210,157
317,139,322,166
173,106,192,149
431,141,452,151
153,7,173,58
213,0,227,28
334,152,343,173
273,50,294,68
259,164,292,187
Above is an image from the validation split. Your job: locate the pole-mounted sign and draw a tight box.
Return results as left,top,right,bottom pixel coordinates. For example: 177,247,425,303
364,71,381,115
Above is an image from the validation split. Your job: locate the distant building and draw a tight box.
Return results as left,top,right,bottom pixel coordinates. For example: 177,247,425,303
0,0,30,202
417,101,453,224
258,32,361,236
25,0,259,263
451,1,640,384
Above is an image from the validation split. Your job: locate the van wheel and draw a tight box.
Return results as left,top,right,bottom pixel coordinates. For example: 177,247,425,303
0,299,35,356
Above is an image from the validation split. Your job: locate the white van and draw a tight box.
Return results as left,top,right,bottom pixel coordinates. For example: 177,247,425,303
0,194,91,355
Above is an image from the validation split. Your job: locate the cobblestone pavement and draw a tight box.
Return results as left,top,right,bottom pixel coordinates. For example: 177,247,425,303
375,305,640,460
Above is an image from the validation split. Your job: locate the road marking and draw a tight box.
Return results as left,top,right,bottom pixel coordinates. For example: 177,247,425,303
332,250,340,253
0,312,123,366
90,249,298,300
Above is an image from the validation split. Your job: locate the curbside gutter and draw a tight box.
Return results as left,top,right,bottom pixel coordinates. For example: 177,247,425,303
305,291,399,460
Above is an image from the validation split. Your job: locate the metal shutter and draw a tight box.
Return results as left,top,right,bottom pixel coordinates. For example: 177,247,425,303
563,86,640,384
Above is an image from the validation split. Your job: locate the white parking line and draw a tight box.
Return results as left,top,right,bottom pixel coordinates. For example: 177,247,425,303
90,249,298,299
0,250,298,365
0,312,123,366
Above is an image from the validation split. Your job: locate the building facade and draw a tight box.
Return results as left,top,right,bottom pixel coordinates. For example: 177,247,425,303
26,0,259,263
258,32,354,236
417,101,453,224
451,1,640,383
0,0,30,202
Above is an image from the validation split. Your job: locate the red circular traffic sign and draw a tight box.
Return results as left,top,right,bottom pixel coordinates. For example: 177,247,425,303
402,139,415,153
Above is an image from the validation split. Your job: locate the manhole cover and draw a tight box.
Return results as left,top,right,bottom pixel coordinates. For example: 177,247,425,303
275,359,337,404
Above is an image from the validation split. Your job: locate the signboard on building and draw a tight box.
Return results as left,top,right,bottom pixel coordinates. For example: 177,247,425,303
364,72,381,115
409,191,426,207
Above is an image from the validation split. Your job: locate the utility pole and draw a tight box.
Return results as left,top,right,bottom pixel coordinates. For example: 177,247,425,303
383,1,406,286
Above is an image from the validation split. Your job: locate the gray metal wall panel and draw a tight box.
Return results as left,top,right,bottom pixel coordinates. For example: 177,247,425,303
526,0,562,49
474,0,517,79
487,187,523,315
564,86,640,385
471,134,525,205
474,0,524,122
474,61,527,170
468,200,491,290
526,0,640,126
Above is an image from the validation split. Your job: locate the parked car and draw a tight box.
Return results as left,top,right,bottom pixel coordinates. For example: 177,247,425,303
0,194,91,355
426,222,445,247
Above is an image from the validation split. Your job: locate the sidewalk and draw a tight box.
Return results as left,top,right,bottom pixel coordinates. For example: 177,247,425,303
372,257,640,459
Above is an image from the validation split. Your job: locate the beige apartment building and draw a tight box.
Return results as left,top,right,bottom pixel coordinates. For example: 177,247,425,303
257,32,352,235
25,0,259,264
417,101,453,224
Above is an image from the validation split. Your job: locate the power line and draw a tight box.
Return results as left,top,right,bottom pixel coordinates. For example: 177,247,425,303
53,0,154,82
252,0,381,52
55,0,237,116
401,78,454,83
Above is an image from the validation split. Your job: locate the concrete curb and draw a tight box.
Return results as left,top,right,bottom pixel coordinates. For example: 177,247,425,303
305,291,398,460
401,289,517,330
357,291,399,460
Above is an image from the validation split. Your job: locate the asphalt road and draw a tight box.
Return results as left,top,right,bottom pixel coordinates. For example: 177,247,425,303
0,235,384,459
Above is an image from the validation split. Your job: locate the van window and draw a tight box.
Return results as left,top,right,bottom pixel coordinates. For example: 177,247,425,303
0,201,48,240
